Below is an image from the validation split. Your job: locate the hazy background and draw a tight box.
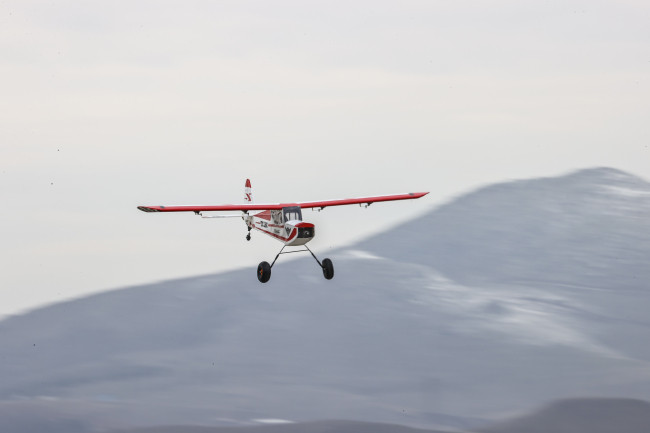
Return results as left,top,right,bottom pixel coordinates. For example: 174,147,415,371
1,0,649,315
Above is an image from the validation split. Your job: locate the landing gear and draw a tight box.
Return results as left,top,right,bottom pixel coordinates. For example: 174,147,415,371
254,245,334,283
257,261,271,283
246,227,251,241
322,258,334,280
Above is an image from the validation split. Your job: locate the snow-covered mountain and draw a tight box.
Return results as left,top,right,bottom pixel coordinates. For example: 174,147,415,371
359,167,650,290
1,167,649,432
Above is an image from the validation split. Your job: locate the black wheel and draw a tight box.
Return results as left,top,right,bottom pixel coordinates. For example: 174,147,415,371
257,261,271,283
322,258,334,280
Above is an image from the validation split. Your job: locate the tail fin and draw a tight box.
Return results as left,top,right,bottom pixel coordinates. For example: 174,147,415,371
244,179,253,203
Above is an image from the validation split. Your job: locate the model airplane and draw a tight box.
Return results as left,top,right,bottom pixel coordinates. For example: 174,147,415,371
138,180,428,283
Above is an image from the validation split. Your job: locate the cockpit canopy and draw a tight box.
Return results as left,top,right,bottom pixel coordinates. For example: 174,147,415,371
282,206,302,222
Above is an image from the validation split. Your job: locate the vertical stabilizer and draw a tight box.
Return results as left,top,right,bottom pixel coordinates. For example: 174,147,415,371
244,179,253,203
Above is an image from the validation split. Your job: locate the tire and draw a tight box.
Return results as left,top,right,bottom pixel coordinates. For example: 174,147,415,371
257,261,271,283
322,258,334,280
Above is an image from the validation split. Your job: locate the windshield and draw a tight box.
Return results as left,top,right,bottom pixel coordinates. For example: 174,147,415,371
282,206,302,222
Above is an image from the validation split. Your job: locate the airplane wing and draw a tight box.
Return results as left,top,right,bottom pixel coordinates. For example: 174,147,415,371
297,192,429,209
137,204,285,213
137,192,428,213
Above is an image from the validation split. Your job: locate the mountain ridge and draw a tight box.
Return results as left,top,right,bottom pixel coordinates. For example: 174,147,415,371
358,167,650,289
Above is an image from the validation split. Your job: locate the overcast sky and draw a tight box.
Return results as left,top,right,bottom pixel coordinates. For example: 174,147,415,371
1,0,649,316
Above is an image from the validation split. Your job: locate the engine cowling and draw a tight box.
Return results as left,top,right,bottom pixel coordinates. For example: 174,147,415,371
284,221,315,246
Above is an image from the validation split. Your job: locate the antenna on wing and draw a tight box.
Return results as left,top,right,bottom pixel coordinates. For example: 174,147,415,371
244,179,253,203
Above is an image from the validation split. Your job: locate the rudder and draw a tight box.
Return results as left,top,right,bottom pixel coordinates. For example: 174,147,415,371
244,179,253,202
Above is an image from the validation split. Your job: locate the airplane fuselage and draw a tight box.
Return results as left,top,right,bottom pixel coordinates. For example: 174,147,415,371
244,206,315,246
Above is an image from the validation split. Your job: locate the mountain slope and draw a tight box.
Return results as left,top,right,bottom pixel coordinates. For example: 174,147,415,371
359,167,650,289
1,167,650,432
479,398,650,433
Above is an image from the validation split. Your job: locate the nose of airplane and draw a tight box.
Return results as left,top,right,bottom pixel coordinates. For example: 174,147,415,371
294,222,315,238
285,221,315,245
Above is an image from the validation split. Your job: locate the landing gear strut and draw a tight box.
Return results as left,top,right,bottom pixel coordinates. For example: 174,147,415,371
256,245,334,283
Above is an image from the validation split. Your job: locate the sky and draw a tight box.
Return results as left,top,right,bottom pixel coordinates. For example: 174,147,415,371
1,0,649,316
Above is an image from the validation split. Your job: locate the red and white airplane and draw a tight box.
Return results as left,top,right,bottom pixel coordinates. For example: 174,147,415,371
138,180,428,283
